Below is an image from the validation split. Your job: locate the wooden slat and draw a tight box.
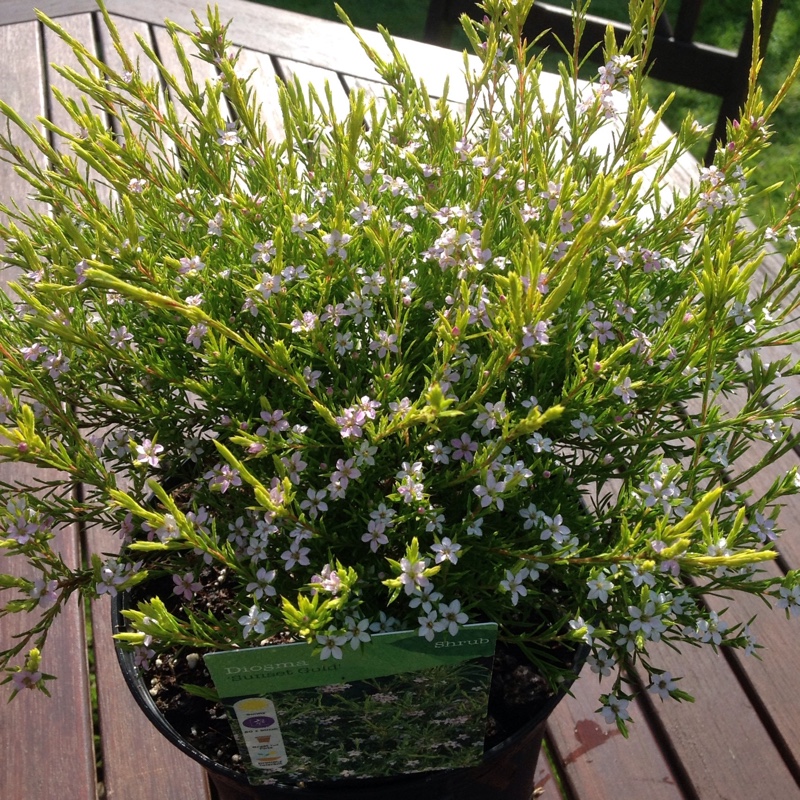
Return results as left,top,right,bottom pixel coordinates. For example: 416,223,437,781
98,14,167,139
150,21,228,121
546,674,686,799
5,0,534,115
88,530,213,800
43,13,100,137
99,0,472,100
0,18,97,800
0,13,212,798
691,346,800,779
0,21,48,227
275,57,353,124
0,479,97,800
703,579,800,776
736,447,800,567
634,636,799,797
43,10,118,216
0,0,98,26
231,48,285,142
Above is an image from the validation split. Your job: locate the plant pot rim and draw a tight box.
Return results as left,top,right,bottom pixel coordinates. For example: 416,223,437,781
112,590,587,792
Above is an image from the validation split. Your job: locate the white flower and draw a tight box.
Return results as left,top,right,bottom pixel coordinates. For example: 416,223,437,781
186,323,207,349
590,318,614,344
777,585,800,617
504,460,533,486
152,513,180,542
600,694,630,725
729,300,756,334
431,537,461,565
587,648,616,677
540,514,570,544
638,469,681,515
626,563,656,588
568,616,594,645
435,600,468,636
291,212,319,237
43,350,70,379
627,601,666,641
29,578,59,609
246,568,277,600
647,671,678,700
761,419,781,442
95,559,136,598
749,510,777,543
109,326,134,349
207,212,223,236
322,229,351,259
586,573,614,604
216,122,241,146
280,542,310,570
178,254,205,274
317,631,347,660
606,246,633,269
499,568,529,606
426,439,451,464
300,488,328,519
613,376,637,405
334,331,354,356
369,330,398,359
399,557,430,594
313,564,342,594
519,503,543,530
257,409,290,436
691,612,728,645
472,472,506,510
571,412,596,440
134,439,163,468
354,440,377,467
127,178,147,193
418,607,439,641
349,201,375,224
343,617,371,650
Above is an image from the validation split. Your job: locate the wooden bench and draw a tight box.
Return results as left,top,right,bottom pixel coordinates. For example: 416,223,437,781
1,2,799,798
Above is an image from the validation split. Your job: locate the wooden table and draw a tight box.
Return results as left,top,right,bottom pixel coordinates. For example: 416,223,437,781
1,2,799,798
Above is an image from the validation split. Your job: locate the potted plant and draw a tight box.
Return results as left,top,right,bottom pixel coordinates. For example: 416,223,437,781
1,0,799,795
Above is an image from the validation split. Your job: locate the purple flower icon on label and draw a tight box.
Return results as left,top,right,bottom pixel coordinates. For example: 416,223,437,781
243,716,275,728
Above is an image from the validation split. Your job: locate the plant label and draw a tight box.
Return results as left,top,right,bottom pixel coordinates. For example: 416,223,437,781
205,622,498,786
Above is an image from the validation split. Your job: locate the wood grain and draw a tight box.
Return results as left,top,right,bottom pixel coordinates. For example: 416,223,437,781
0,18,97,800
633,635,800,797
546,672,686,799
87,528,212,800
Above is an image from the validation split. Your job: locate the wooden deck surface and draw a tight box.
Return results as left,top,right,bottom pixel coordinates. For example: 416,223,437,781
0,2,798,799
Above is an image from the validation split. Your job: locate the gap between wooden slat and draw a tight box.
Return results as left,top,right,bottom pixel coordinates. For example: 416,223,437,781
541,731,574,800
718,636,800,784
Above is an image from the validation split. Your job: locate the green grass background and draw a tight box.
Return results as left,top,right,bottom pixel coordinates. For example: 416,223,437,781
250,1,799,223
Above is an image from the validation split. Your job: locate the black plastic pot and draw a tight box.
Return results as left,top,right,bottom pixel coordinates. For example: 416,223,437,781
112,593,585,800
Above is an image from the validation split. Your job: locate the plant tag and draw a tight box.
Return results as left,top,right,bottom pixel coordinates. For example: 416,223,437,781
231,697,288,770
205,622,498,786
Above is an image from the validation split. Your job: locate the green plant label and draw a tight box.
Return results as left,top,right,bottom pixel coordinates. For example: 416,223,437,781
205,622,497,785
